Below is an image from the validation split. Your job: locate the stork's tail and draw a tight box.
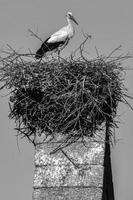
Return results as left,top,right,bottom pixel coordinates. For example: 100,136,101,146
35,48,44,59
35,44,47,59
35,39,50,59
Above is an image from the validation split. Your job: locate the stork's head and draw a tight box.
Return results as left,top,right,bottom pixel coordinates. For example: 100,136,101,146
66,12,78,25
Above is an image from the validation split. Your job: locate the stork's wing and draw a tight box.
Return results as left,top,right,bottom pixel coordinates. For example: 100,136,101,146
47,27,68,43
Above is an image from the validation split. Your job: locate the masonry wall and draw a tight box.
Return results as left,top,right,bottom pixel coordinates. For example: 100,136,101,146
32,130,106,200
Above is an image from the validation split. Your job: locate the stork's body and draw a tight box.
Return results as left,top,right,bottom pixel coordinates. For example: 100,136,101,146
35,12,78,59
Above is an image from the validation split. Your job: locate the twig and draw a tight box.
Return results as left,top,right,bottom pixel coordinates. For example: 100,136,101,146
28,29,43,42
60,149,79,168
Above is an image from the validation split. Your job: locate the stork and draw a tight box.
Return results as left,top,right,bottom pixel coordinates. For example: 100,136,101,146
35,12,78,59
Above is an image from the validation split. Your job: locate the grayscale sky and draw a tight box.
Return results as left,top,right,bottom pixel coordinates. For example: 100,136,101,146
0,0,133,200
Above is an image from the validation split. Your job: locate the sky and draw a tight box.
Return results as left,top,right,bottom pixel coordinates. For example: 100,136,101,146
0,0,133,199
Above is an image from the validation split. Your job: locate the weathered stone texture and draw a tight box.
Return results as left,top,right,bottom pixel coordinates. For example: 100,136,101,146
33,132,105,200
33,187,102,200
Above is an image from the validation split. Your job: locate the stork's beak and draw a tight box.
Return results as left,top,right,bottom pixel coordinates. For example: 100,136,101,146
70,16,78,25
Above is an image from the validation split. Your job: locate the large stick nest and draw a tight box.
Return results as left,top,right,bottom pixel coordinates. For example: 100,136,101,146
0,38,132,147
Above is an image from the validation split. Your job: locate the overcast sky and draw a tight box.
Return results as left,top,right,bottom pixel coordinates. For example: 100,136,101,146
0,0,133,200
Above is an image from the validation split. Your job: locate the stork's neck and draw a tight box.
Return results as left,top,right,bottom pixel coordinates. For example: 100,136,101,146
67,17,74,30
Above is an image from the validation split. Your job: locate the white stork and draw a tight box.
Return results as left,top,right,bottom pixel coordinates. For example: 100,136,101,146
35,12,78,59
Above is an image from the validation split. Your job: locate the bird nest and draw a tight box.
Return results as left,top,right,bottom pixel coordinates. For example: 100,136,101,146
0,38,132,148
